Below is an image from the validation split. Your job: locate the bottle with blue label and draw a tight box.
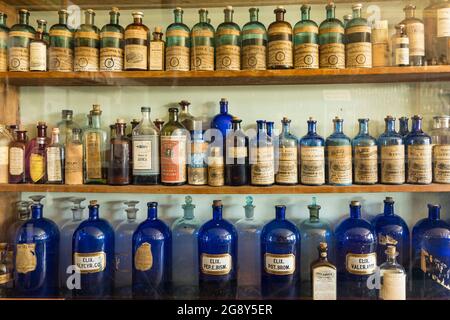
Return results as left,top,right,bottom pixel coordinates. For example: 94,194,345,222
172,196,200,299
72,200,114,298
211,98,233,145
132,202,172,299
335,201,377,299
198,200,237,299
261,205,300,299
14,200,59,297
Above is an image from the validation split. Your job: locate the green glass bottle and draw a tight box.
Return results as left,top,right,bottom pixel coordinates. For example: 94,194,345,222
100,7,124,71
294,5,319,69
216,6,241,71
345,4,372,68
124,12,149,71
242,8,267,70
74,9,99,72
268,6,293,69
319,2,345,69
191,8,215,71
166,7,190,71
49,9,73,72
9,9,35,72
36,19,49,44
0,12,9,72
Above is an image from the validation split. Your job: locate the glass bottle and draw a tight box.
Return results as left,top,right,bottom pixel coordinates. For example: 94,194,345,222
132,107,160,185
46,128,64,184
160,108,187,185
298,197,334,297
191,8,215,71
276,117,298,185
36,19,49,44
405,115,432,185
0,244,12,297
188,119,208,186
311,242,337,300
251,120,275,186
0,125,12,183
335,201,377,299
172,196,201,299
319,2,345,69
343,14,353,28
399,116,409,137
9,9,35,72
261,205,300,299
0,13,9,72
208,146,224,187
299,118,325,186
372,20,390,68
25,121,50,182
393,24,409,67
242,7,267,70
29,137,46,184
49,9,73,72
8,124,18,138
325,117,352,186
100,7,124,72
74,9,99,72
165,7,190,71
345,4,372,68
225,117,249,186
216,6,241,71
8,130,27,183
57,110,81,147
379,246,406,300
29,29,47,71
400,5,425,66
211,98,233,146
378,116,405,185
83,104,107,184
294,5,319,69
7,201,32,248
431,115,450,183
198,200,237,299
124,12,148,71
14,202,59,298
179,100,195,132
268,6,293,69
434,0,450,64
65,128,83,185
149,26,164,71
72,200,114,298
132,202,172,299
154,118,165,131
108,119,130,185
352,119,378,185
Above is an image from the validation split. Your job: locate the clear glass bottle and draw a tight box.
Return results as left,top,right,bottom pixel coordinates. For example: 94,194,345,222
424,0,440,65
345,3,372,68
393,24,409,67
242,8,267,70
400,5,425,66
108,119,131,185
191,8,215,71
7,200,32,249
0,125,12,183
0,13,9,72
188,119,208,186
57,109,81,146
431,115,450,183
29,29,47,71
343,14,353,28
8,130,27,183
352,119,378,185
29,136,46,184
216,6,241,71
9,9,35,72
124,12,148,71
378,116,405,185
326,117,352,186
268,6,293,69
74,9,99,72
100,7,124,72
299,118,325,186
294,5,319,69
65,128,83,185
46,128,64,184
434,0,450,64
166,7,190,71
225,117,249,186
179,100,195,132
399,116,410,137
251,120,275,186
319,2,345,69
276,117,298,185
372,20,390,68
208,146,224,187
49,9,73,72
149,26,164,71
379,246,407,300
311,242,337,300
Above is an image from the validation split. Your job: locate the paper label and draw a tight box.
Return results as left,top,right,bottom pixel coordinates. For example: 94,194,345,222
133,138,153,171
85,132,102,179
100,48,123,71
29,42,47,71
438,8,450,37
407,144,432,184
300,146,325,185
201,253,232,276
354,146,378,184
242,45,266,70
320,43,345,69
191,45,214,71
134,242,153,271
0,146,8,165
0,48,7,71
268,40,293,67
312,266,337,300
406,23,425,56
74,47,99,71
276,146,298,184
161,136,187,183
50,29,72,38
149,41,164,70
395,48,409,65
100,31,123,39
16,243,37,274
421,249,450,291
0,273,11,285
208,161,224,187
372,43,389,67
346,42,372,68
251,146,274,185
380,272,406,300
49,47,73,71
166,46,190,71
9,47,29,71
9,31,33,39
216,45,240,70
75,31,99,40
294,43,319,69
74,252,106,273
228,146,248,159
327,145,352,185
381,145,405,184
188,167,207,185
346,252,377,275
65,143,83,185
433,145,450,183
30,153,45,182
9,147,24,175
125,29,147,40
125,44,147,70
46,147,62,182
264,253,296,275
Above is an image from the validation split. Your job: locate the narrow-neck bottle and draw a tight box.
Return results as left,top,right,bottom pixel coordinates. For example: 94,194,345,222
0,124,12,183
108,119,130,185
326,117,352,186
225,117,249,186
100,7,124,71
378,116,405,184
166,7,190,71
251,120,274,186
188,119,208,186
49,9,73,72
211,98,233,144
379,246,407,300
242,8,267,70
124,12,148,71
65,128,83,185
345,4,372,68
46,128,65,184
268,6,293,69
431,115,450,183
8,130,27,183
311,242,337,300
393,24,409,66
319,3,345,69
299,118,325,185
399,116,409,137
0,13,9,71
36,19,49,44
29,29,47,71
149,26,164,71
154,118,164,131
179,100,194,132
401,5,425,66
405,115,432,184
216,6,241,70
352,119,378,185
277,117,298,185
57,109,81,146
191,8,215,71
74,9,99,71
294,5,319,69
9,9,35,72
29,136,46,184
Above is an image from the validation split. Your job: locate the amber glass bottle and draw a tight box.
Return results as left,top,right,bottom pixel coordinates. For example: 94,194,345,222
108,119,131,185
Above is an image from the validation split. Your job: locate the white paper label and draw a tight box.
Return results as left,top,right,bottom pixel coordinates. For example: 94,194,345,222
46,147,62,181
380,271,406,300
264,253,296,275
74,252,106,274
312,266,337,300
29,42,47,71
396,48,409,65
438,8,450,38
346,253,377,275
9,147,24,175
201,253,232,276
133,140,152,170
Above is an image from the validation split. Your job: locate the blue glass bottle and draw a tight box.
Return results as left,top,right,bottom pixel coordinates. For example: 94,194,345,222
72,200,114,298
372,197,410,269
251,120,275,186
172,196,200,299
299,118,325,185
261,205,300,299
277,117,298,185
14,202,59,298
352,119,378,185
326,117,352,186
335,201,377,299
405,115,433,185
210,98,233,145
298,197,334,297
132,202,172,299
378,116,405,185
198,200,237,299
399,116,409,138
412,204,450,298
266,121,275,138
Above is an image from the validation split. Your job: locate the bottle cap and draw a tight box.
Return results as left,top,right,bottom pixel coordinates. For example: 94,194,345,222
141,107,151,113
37,19,47,25
249,7,258,13
351,200,361,207
220,98,228,103
37,121,47,127
174,7,183,13
225,6,233,12
116,118,126,124
86,9,95,15
428,203,441,209
154,26,162,33
132,11,144,18
384,197,394,203
385,115,395,121
179,100,190,107
213,200,223,207
62,109,73,117
352,3,363,10
333,116,343,122
301,4,311,11
89,200,98,206
199,8,208,13
319,242,328,250
274,6,286,13
91,104,102,115
282,117,291,124
111,7,120,13
385,245,398,257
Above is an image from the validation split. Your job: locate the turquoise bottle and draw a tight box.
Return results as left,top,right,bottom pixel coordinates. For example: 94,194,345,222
216,6,241,71
9,9,35,72
345,4,372,68
325,117,352,186
294,5,319,69
166,7,190,71
191,8,214,71
242,8,267,70
319,2,345,69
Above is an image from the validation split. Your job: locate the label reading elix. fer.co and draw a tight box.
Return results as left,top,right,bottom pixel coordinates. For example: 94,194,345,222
74,251,106,274
201,253,232,276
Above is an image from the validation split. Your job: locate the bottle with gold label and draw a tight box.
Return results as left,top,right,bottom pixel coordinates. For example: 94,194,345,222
29,137,46,184
108,119,130,185
0,124,12,184
261,205,300,299
225,117,249,186
293,5,319,69
319,2,345,69
149,27,164,71
198,200,237,299
191,8,214,71
352,119,378,185
132,202,172,299
49,9,73,72
25,122,50,182
431,115,450,183
74,9,99,72
0,13,9,72
8,130,27,183
46,128,64,184
100,7,124,72
124,12,148,71
216,6,241,71
325,117,352,186
276,117,298,185
311,242,337,300
9,9,35,72
405,115,432,185
299,118,325,186
251,120,274,186
268,6,293,69
400,5,424,66
72,200,114,298
166,7,190,72
379,246,407,300
378,116,405,185
208,146,224,187
65,128,83,185
242,8,267,71
29,29,47,71
345,4,372,68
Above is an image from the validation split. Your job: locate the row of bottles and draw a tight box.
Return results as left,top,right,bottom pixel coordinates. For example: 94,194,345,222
1,195,449,300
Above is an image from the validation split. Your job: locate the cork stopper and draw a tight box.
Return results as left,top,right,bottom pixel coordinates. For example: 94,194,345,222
333,116,343,122
282,117,291,124
86,8,95,15
37,121,47,126
89,200,98,206
327,2,336,9
351,200,361,207
213,200,223,207
116,118,126,124
154,26,163,33
384,197,394,203
274,6,286,14
352,3,363,10
52,127,60,134
111,7,119,13
174,7,184,14
385,245,398,258
179,100,191,107
231,116,241,123
91,104,102,115
225,6,234,12
385,115,395,121
413,114,423,120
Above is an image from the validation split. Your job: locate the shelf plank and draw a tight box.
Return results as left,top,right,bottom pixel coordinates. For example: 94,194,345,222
1,66,450,87
3,184,450,194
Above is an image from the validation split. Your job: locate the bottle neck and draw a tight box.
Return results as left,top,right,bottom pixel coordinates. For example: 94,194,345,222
91,114,101,128
385,119,396,133
428,206,440,220
72,132,81,143
400,119,409,133
174,11,183,24
213,206,223,220
199,11,208,23
250,10,258,22
85,12,95,25
384,202,395,216
110,12,119,25
133,17,142,25
358,120,369,135
72,208,83,221
275,11,285,22
225,10,233,23
115,124,126,138
353,8,362,19
59,12,68,25
232,121,241,131
276,206,286,220
0,15,6,26
37,21,47,33
141,110,151,123
62,113,73,122
282,122,290,135
333,121,344,134
31,205,43,219
17,132,27,142
350,205,361,219
220,101,228,114
301,8,310,21
257,122,267,137
309,206,320,221
405,8,415,19
147,206,157,220
19,12,29,25
126,209,137,222
51,132,60,145
169,111,178,122
307,121,317,134
327,7,335,19
89,206,99,220
37,125,47,138
412,118,423,132
386,254,397,264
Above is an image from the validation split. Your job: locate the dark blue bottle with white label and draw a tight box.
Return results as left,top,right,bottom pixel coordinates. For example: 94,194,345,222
261,205,300,298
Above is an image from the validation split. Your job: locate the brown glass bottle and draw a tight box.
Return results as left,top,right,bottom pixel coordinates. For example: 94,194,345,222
29,136,47,184
124,12,149,71
179,100,194,132
311,242,337,300
154,119,165,131
25,121,50,181
108,119,130,185
268,6,293,69
8,130,27,183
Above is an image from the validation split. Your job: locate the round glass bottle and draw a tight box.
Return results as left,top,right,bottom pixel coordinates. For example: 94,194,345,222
325,117,352,186
378,116,405,185
293,5,319,69
299,118,325,186
191,8,214,71
242,8,267,70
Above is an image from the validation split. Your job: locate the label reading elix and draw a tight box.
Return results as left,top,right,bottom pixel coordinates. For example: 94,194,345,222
312,266,337,300
301,146,325,185
407,144,432,184
433,145,450,183
265,253,296,275
201,253,232,276
74,252,106,273
381,145,405,184
16,243,37,274
346,253,376,275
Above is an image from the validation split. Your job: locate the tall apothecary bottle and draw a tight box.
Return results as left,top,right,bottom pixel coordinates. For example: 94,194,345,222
100,7,124,72
0,13,8,72
225,117,249,186
378,116,405,185
294,5,319,69
166,8,190,71
319,3,345,69
431,115,450,183
345,4,372,68
124,12,148,71
268,6,293,69
325,117,352,186
401,5,425,66
251,120,275,186
8,130,27,183
242,8,267,70
191,9,214,71
216,6,241,71
49,9,73,72
276,117,298,185
352,119,378,185
108,119,131,185
9,9,35,72
74,9,99,72
299,118,325,186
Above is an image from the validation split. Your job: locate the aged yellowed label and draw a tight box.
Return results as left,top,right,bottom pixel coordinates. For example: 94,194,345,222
300,146,325,185
372,43,389,67
294,25,319,34
100,48,123,71
0,146,8,183
276,146,298,184
75,31,99,40
46,147,62,182
9,147,24,175
381,145,405,184
30,42,47,71
319,43,345,69
346,42,372,68
192,29,214,38
166,29,190,38
9,31,34,39
201,253,232,276
100,31,123,39
188,167,207,185
406,23,425,56
30,153,45,182
312,265,337,300
216,29,240,37
9,47,29,71
0,49,7,71
346,252,376,275
16,243,37,274
320,27,345,35
294,43,319,69
125,29,147,40
380,271,406,300
134,242,153,271
50,29,72,38
242,45,266,70
149,41,164,71
191,46,214,71
438,8,450,37
251,147,274,185
433,145,450,183
268,40,293,67
125,44,147,70
65,143,83,185
345,26,371,35
265,253,295,275
74,47,99,71
208,160,224,187
327,145,352,185
216,45,240,70
354,146,378,184
74,251,106,273
268,26,292,35
49,47,73,71
407,144,432,184
166,46,190,71
85,132,102,179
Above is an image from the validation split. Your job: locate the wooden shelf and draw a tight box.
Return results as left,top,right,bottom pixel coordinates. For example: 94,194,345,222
2,183,450,194
1,66,450,87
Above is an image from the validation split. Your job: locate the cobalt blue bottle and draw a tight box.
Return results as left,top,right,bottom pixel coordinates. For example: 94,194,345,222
335,201,377,299
14,202,60,298
261,205,300,299
372,197,410,269
378,116,405,185
132,202,172,299
72,200,114,298
352,119,378,185
210,98,233,145
198,200,237,299
325,117,352,186
299,118,325,186
399,116,409,138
